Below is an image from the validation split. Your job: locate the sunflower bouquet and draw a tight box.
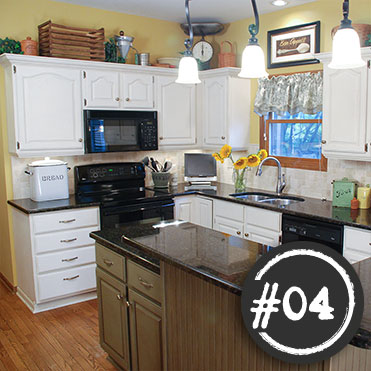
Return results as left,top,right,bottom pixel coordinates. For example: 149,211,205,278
213,145,268,191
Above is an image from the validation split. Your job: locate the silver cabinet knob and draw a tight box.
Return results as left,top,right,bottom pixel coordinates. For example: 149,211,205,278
115,97,120,101
78,138,83,143
221,136,226,140
159,136,164,140
126,97,130,102
321,140,327,144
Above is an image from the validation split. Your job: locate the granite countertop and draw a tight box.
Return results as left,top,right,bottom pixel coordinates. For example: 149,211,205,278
7,196,100,214
8,182,371,231
91,220,263,295
154,183,371,231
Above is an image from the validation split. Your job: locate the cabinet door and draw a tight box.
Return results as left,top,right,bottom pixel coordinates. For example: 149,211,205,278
14,64,84,156
194,196,213,228
122,73,154,109
213,216,244,238
82,70,120,108
174,196,195,222
203,76,228,146
96,268,130,370
322,64,369,157
157,75,196,145
128,288,164,371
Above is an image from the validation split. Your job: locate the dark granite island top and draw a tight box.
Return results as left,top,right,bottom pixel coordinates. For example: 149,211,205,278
90,220,263,294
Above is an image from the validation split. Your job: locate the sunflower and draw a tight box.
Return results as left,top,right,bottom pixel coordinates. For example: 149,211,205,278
212,152,224,163
220,144,232,159
257,149,268,161
246,154,261,167
233,157,248,170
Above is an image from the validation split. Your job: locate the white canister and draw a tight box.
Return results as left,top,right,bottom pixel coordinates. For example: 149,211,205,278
26,158,69,202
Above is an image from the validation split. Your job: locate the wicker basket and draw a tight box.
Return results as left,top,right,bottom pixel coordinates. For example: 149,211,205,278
218,41,236,68
331,24,371,47
38,20,105,61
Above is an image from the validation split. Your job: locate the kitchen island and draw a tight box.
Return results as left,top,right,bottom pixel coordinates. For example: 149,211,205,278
91,220,370,371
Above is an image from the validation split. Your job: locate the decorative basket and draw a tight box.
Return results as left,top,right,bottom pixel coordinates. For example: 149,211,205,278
218,41,236,68
331,24,371,47
38,20,105,61
152,172,171,189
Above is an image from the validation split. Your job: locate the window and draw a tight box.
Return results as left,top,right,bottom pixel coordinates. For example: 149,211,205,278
260,112,327,171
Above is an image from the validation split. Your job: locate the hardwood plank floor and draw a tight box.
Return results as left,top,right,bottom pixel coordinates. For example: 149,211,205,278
0,283,116,370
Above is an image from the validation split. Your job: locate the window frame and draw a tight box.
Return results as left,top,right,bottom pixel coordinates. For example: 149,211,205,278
260,113,328,172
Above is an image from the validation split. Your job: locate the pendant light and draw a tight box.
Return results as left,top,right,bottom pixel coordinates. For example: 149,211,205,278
329,0,366,69
238,0,268,79
176,0,201,84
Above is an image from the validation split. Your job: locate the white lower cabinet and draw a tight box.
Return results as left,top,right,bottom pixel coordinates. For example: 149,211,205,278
193,196,213,229
11,206,100,313
213,199,244,238
244,206,282,247
174,196,195,222
343,226,371,263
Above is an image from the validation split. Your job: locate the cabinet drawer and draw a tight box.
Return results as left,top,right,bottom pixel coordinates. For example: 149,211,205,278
34,226,99,254
244,224,281,247
213,200,244,223
37,263,96,302
244,206,281,232
96,244,126,282
35,245,96,274
344,250,370,264
127,260,162,303
344,227,371,254
32,207,99,234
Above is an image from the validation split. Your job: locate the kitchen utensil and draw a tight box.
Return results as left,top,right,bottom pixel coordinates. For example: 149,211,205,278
155,160,164,172
25,157,69,202
141,156,156,172
277,43,310,55
115,30,134,59
150,157,158,172
332,177,358,207
357,186,371,209
163,160,173,172
138,53,150,66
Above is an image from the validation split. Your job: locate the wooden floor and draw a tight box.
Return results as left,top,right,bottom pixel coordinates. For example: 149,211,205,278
0,282,116,370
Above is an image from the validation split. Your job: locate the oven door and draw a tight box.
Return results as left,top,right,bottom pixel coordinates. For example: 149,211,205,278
101,199,174,228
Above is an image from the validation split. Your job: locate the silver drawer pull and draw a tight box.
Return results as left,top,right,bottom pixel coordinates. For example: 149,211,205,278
60,238,77,243
61,257,78,262
59,219,76,224
138,276,154,288
103,259,113,266
63,275,79,281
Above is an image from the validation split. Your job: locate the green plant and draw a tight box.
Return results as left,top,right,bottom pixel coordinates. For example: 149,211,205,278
0,38,23,55
105,37,125,63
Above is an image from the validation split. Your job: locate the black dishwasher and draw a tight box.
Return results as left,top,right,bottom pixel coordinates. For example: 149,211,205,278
282,214,343,254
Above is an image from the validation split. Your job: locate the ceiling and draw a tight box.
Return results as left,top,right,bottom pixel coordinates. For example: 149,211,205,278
55,0,317,24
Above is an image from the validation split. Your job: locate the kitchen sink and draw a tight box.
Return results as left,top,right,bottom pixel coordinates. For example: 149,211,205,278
258,197,305,206
230,192,305,206
230,192,273,201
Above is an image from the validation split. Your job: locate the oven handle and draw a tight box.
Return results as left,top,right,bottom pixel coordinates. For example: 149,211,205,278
102,202,174,216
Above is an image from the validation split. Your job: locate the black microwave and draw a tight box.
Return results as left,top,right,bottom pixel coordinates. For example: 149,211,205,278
84,110,158,153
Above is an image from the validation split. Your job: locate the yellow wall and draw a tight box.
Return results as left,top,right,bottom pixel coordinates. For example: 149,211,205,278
213,0,371,143
0,0,184,286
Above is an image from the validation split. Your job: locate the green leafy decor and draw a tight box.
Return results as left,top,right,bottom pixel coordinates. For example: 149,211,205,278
0,38,23,55
105,38,125,63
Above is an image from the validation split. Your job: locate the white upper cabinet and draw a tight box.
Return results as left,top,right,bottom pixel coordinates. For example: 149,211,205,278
202,69,251,150
157,75,196,146
5,62,84,157
318,48,371,161
82,70,121,109
122,73,154,109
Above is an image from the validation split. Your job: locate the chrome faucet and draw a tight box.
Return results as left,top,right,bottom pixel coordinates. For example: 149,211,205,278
256,157,286,194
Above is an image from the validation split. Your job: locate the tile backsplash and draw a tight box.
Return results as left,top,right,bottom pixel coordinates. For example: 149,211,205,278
10,146,371,201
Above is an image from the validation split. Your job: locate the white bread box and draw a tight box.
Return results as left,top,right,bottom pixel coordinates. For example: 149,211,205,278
26,158,69,202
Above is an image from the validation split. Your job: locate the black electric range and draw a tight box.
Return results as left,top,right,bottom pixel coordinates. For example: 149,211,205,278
74,163,174,228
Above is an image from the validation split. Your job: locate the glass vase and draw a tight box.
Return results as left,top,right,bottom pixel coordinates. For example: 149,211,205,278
233,168,247,192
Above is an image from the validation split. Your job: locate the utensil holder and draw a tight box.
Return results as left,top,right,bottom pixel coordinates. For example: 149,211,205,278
152,172,170,188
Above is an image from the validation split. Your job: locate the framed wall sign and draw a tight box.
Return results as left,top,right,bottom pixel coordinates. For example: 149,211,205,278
267,21,320,69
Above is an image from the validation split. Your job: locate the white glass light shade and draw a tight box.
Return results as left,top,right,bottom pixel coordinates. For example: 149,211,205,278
176,56,201,84
329,27,366,69
238,44,268,79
